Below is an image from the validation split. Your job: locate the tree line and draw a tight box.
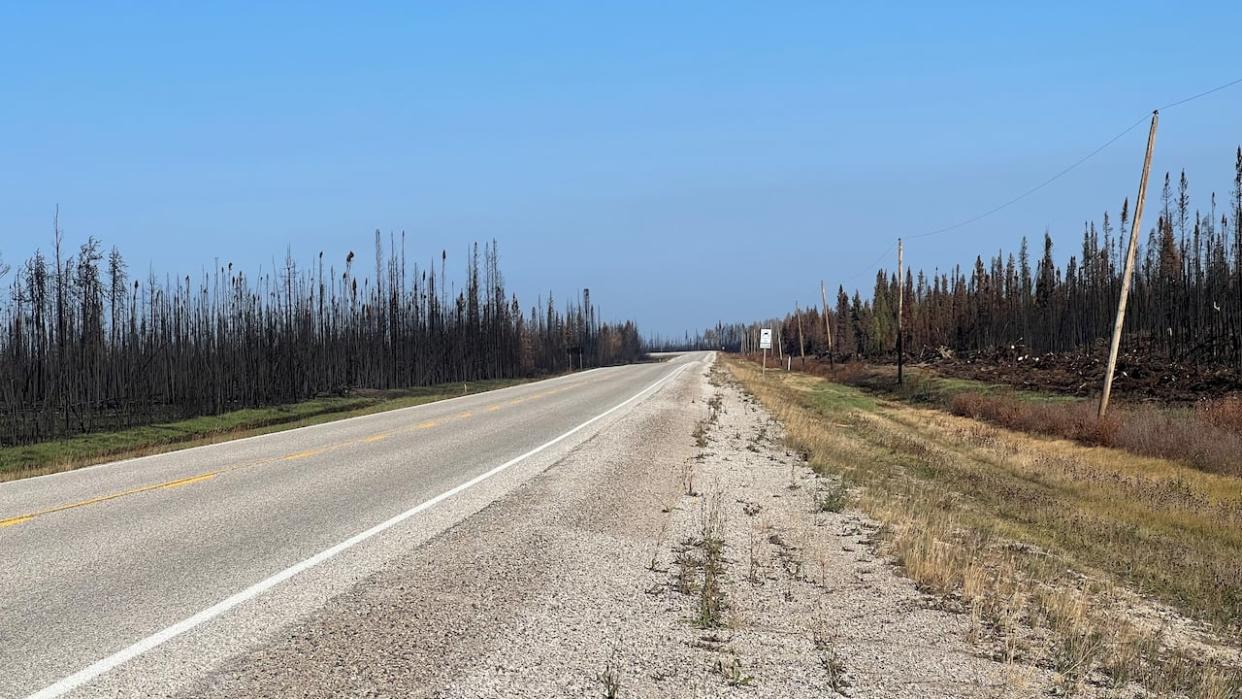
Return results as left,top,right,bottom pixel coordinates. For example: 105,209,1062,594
0,227,643,444
698,148,1242,369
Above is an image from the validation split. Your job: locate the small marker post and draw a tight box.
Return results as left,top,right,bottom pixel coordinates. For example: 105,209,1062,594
759,327,773,374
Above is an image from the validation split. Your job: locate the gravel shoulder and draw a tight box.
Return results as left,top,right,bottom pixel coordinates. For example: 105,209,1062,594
178,355,1054,698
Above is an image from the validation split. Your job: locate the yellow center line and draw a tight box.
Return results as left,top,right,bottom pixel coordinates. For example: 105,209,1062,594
1,378,588,528
1,469,227,528
160,472,221,489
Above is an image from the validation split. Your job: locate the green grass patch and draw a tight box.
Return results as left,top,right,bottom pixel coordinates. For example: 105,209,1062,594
0,378,529,481
842,364,1072,406
807,380,877,413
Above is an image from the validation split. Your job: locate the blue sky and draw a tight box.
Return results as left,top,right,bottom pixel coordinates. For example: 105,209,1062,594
2,2,1240,338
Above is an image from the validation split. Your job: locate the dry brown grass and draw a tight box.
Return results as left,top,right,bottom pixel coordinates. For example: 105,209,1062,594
948,392,1120,443
828,362,1242,478
1200,396,1242,433
724,355,1242,697
947,391,1242,478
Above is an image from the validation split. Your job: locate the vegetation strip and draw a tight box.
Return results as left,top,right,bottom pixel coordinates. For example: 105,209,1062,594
826,360,1242,477
724,355,1241,697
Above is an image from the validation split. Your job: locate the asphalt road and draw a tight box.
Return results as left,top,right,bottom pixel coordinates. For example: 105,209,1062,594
0,353,705,698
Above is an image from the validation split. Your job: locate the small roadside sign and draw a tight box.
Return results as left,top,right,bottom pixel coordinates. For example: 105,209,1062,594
759,328,772,350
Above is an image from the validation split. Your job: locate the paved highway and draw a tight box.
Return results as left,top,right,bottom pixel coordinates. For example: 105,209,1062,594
0,353,705,698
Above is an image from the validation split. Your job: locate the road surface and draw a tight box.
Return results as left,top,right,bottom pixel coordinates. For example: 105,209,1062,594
0,353,705,698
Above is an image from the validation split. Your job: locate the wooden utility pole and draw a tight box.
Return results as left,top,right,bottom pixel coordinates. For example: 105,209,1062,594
796,302,806,368
896,238,904,386
820,280,834,371
1100,111,1159,417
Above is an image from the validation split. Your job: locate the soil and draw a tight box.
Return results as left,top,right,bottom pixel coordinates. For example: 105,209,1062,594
920,341,1242,403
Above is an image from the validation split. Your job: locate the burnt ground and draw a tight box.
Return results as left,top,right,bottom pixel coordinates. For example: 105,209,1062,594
750,342,1242,403
922,343,1242,403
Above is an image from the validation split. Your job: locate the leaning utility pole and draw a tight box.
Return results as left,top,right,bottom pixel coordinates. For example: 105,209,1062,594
896,238,904,386
1099,111,1159,417
820,280,834,371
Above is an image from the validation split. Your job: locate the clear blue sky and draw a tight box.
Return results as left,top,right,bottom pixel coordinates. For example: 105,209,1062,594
2,2,1240,339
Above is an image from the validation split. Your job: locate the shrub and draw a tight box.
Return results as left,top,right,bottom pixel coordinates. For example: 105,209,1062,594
947,390,1241,477
1200,396,1242,433
816,481,848,513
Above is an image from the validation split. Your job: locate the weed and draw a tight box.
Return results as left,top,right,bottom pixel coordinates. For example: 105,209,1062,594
815,480,848,513
648,517,671,572
695,491,727,628
673,541,699,595
747,526,763,585
693,419,710,449
747,424,766,452
596,657,622,699
813,629,850,693
1052,627,1105,690
714,656,754,687
682,459,697,497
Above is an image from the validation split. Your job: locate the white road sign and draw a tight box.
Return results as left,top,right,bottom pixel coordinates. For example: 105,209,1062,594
759,328,772,350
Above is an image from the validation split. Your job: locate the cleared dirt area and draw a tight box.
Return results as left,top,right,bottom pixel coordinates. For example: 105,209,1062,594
749,345,1242,404
919,343,1242,403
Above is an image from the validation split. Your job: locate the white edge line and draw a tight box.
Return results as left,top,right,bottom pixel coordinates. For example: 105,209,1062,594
25,359,693,699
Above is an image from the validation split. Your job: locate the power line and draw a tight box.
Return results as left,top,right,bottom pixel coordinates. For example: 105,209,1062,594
833,74,1242,288
1158,75,1242,111
843,242,896,284
905,75,1242,242
906,114,1150,241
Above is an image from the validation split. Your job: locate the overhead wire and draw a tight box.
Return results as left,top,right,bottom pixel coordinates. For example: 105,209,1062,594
1156,75,1242,111
842,242,897,284
905,114,1150,241
835,75,1242,282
